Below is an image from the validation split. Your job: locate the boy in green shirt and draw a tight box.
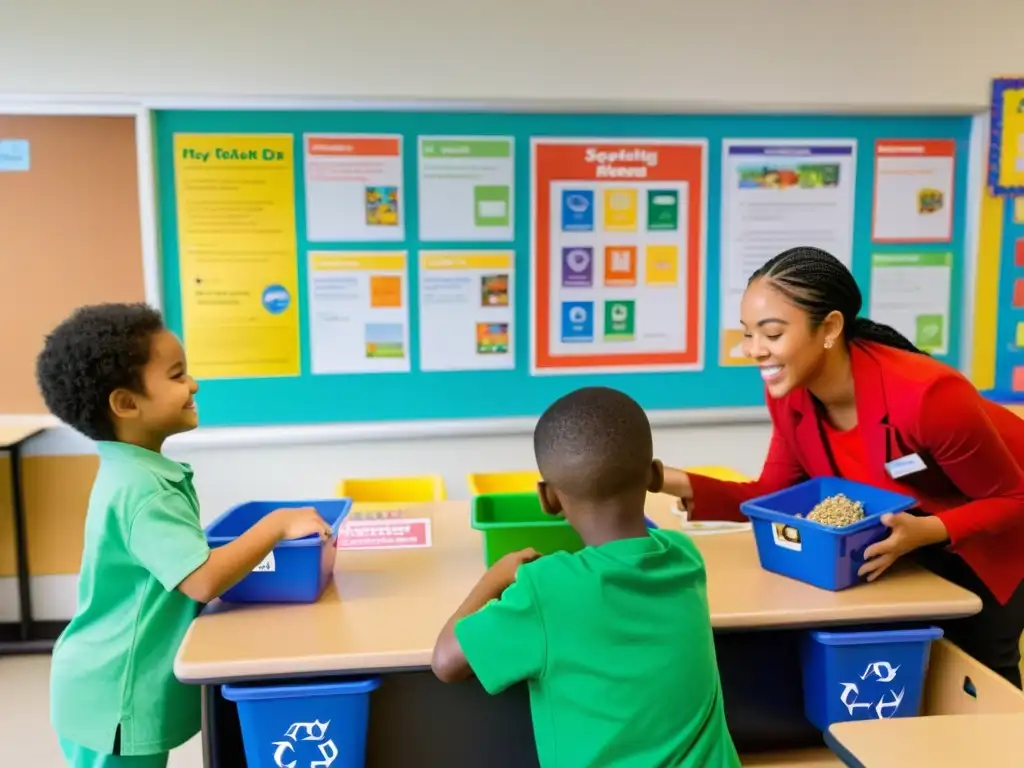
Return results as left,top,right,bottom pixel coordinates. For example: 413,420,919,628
432,386,740,767
36,304,332,768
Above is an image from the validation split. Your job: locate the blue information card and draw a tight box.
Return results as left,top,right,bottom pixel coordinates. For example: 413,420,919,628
0,139,30,172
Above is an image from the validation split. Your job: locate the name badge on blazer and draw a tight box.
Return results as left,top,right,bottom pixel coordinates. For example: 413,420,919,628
885,453,927,479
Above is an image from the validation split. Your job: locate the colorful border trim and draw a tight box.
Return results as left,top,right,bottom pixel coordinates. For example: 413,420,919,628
988,77,1024,197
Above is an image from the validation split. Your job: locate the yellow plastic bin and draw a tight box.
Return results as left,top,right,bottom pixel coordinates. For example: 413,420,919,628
336,475,446,504
683,465,750,482
467,471,541,496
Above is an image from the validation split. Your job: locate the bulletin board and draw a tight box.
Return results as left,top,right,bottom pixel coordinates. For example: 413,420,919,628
153,109,973,428
989,197,1024,397
0,114,146,413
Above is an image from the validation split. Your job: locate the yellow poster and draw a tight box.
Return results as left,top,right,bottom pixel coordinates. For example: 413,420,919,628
174,134,301,378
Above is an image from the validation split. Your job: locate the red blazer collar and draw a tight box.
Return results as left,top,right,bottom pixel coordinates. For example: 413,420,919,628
786,342,893,483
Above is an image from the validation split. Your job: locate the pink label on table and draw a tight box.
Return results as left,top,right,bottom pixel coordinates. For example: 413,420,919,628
337,518,432,550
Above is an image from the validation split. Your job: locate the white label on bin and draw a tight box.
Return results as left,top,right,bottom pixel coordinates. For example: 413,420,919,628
273,719,338,767
771,521,802,551
253,552,276,573
837,660,906,719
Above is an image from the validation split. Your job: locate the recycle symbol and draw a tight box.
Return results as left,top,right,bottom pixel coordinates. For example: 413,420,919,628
272,719,339,768
838,661,906,719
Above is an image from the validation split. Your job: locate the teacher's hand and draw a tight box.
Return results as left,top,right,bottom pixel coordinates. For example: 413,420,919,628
663,467,694,516
858,513,949,582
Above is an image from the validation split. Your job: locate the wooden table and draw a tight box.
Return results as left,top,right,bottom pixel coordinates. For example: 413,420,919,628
826,714,1024,767
0,417,55,654
175,495,983,767
176,495,979,681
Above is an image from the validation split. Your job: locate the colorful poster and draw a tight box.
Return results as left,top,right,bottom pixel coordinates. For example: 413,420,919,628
307,251,410,374
419,250,515,372
872,140,955,243
869,252,952,354
719,139,857,365
530,139,706,374
1015,197,1024,224
173,133,301,379
418,137,515,241
304,134,404,242
988,77,1024,196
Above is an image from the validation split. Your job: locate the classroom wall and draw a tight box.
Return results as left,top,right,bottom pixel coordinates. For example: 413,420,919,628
0,0,1022,111
0,0,1015,622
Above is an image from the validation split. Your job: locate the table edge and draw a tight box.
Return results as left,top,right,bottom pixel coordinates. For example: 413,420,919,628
175,595,981,684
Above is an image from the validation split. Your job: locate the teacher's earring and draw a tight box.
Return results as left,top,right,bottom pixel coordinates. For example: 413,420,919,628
824,339,834,350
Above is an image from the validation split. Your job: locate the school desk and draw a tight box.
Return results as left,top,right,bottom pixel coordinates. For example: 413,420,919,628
175,495,1014,767
0,417,55,654
825,714,1024,767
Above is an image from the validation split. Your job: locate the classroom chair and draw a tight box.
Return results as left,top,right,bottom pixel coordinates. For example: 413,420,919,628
467,471,542,496
336,475,447,504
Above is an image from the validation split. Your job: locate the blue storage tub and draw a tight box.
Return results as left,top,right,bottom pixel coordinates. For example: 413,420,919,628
205,498,352,604
740,477,917,591
801,627,943,731
223,676,380,768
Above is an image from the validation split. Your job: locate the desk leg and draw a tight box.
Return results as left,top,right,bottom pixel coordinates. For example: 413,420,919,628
0,442,52,655
203,685,245,768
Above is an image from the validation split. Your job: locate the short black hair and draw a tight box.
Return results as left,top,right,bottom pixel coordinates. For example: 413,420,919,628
750,246,925,355
36,303,165,441
534,387,653,499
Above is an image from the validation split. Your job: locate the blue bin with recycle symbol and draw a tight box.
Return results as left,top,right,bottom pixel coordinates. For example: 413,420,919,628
800,627,943,731
222,676,380,768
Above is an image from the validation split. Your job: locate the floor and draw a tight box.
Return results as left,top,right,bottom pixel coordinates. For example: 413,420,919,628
1,655,203,766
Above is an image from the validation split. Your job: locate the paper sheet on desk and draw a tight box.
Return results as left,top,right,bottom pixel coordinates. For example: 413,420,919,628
338,517,432,550
648,493,751,535
677,520,752,535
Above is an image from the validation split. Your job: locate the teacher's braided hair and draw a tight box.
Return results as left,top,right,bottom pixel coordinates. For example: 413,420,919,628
749,246,927,355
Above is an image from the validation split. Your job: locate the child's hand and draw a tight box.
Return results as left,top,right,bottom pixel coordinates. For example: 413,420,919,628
486,548,542,592
271,507,333,541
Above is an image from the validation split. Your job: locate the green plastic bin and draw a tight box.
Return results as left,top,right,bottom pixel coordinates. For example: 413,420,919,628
471,493,584,566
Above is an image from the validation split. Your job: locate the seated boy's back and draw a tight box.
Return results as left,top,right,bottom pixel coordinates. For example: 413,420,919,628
459,527,732,766
433,387,739,767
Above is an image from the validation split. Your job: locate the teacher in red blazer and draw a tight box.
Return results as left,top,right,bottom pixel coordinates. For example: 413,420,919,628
665,246,1024,687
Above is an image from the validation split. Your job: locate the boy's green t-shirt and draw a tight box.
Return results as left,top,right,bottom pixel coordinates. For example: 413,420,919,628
50,441,211,756
455,528,740,768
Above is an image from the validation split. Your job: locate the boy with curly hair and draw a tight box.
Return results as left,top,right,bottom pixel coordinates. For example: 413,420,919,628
37,303,331,768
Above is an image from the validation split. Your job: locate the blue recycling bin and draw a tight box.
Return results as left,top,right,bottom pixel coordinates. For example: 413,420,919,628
801,627,943,731
740,477,917,590
222,677,381,768
205,498,352,603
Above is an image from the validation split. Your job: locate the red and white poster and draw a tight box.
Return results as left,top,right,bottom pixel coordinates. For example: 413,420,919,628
303,133,405,243
337,518,432,551
872,139,956,243
530,138,706,374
